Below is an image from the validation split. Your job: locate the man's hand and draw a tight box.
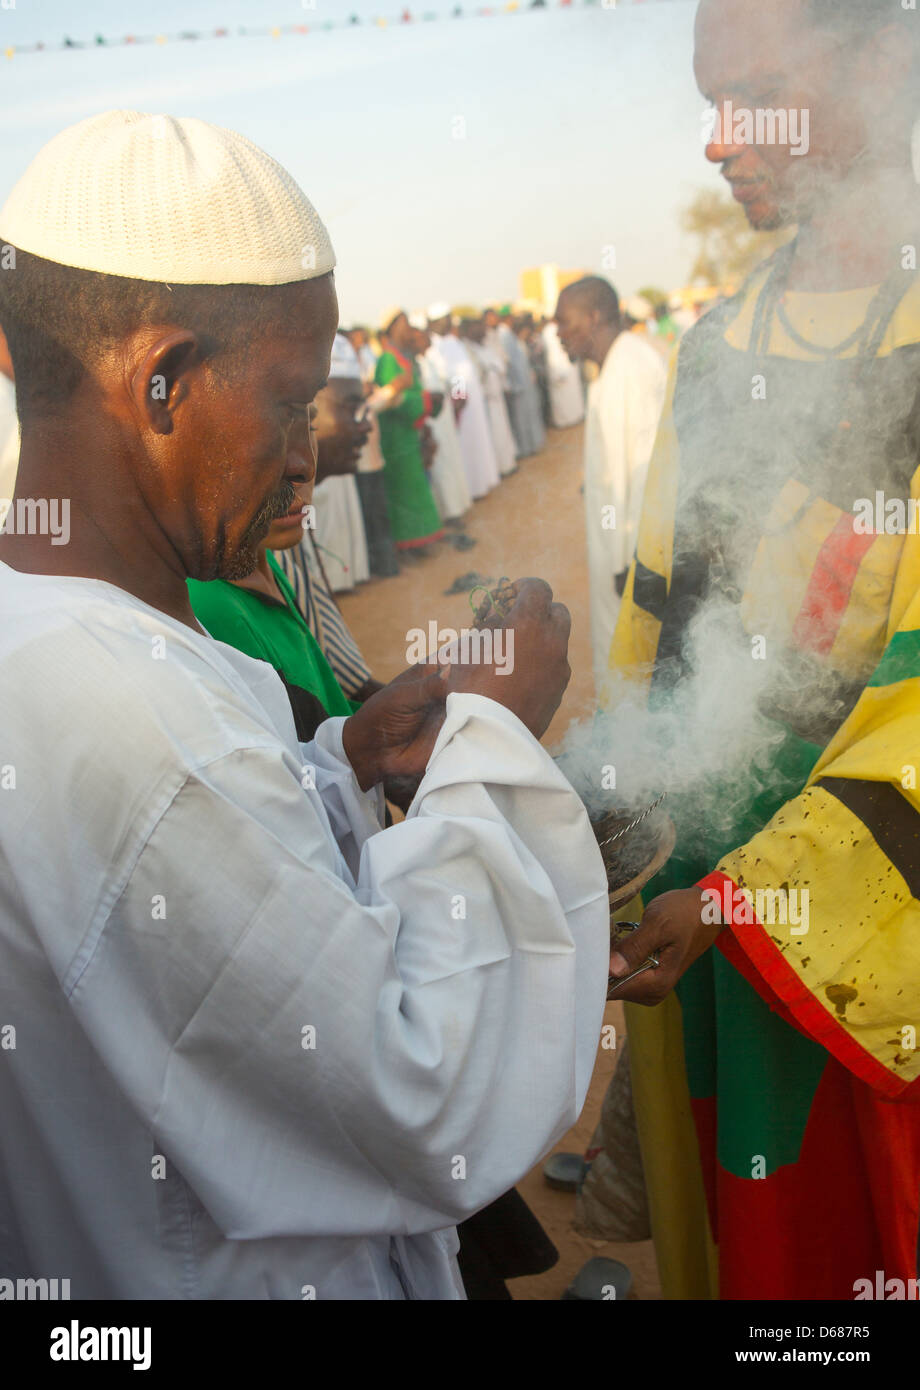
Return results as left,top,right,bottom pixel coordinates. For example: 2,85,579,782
342,667,448,791
446,577,571,740
607,888,723,1005
342,577,571,794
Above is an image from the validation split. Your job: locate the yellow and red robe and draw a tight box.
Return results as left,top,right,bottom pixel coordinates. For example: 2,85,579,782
610,262,920,1300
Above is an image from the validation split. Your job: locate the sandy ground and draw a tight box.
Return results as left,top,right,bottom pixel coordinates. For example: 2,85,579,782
338,424,661,1300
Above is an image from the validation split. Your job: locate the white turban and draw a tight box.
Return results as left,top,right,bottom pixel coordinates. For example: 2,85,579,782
0,109,336,286
328,333,361,380
378,305,406,334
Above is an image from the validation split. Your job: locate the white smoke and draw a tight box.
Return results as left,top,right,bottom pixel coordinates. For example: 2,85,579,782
555,596,790,835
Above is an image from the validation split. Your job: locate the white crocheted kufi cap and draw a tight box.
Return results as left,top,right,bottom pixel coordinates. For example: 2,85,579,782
328,333,361,379
426,301,451,322
0,109,336,286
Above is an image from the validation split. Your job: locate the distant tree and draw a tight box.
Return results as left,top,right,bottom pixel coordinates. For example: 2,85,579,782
680,188,792,288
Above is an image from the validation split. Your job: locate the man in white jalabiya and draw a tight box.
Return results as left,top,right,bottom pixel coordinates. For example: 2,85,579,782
348,324,378,386
459,311,517,478
542,316,585,428
410,312,471,524
311,338,370,593
555,275,666,693
0,111,609,1301
426,302,500,500
490,308,545,459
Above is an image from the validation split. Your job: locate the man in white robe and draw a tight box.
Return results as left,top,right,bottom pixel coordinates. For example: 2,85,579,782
410,313,471,523
542,319,585,429
0,111,609,1301
312,340,371,594
493,310,545,459
312,473,370,592
347,325,378,386
460,315,517,478
555,276,666,693
426,304,500,501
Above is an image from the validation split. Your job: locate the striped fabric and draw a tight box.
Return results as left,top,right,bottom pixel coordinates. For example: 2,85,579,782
273,535,372,700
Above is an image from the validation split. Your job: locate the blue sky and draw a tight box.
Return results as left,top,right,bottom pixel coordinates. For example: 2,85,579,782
0,0,721,322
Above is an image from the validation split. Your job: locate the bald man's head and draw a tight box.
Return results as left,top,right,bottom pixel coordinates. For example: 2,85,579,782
558,277,620,325
554,277,620,365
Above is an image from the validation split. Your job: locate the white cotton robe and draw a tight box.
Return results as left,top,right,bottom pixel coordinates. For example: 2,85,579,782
584,330,666,692
419,347,471,521
543,323,585,429
472,342,517,477
0,561,609,1300
431,333,500,500
498,324,545,458
311,473,370,592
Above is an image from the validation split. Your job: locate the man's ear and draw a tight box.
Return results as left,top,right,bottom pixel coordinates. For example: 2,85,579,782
128,330,201,434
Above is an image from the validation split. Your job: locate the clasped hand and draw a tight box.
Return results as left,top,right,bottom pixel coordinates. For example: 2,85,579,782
341,577,571,798
607,888,724,1004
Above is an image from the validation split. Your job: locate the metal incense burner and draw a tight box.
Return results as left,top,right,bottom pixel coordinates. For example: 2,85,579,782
589,794,676,998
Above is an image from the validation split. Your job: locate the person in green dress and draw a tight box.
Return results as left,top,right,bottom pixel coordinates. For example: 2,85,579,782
375,308,444,553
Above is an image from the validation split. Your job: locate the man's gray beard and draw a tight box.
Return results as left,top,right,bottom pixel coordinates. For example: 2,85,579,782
218,480,296,581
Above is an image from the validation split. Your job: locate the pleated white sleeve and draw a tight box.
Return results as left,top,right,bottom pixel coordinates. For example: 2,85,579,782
70,692,610,1241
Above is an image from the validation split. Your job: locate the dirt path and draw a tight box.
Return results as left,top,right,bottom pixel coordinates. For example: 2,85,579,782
338,425,661,1300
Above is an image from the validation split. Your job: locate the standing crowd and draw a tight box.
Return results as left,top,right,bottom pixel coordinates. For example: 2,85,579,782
301,303,586,599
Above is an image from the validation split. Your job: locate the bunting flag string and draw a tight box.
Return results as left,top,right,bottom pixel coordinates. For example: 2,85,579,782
1,0,690,61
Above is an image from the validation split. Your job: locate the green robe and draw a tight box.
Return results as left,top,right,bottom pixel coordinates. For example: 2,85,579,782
375,350,443,547
187,551,356,730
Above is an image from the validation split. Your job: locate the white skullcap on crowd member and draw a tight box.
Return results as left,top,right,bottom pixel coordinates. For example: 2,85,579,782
328,332,362,380
0,109,335,286
378,305,405,335
408,312,427,331
426,302,451,323
622,294,654,322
